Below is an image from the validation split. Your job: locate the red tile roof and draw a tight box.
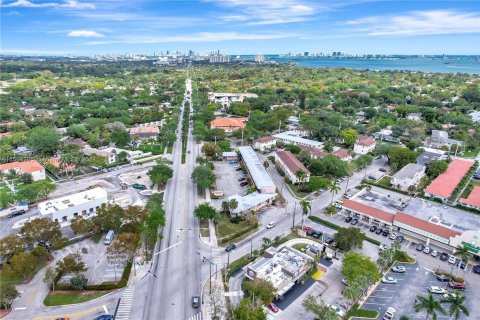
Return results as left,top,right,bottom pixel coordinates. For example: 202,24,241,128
342,199,395,223
0,132,12,139
256,136,275,143
0,160,44,173
424,159,474,199
48,157,76,172
298,145,326,159
356,135,376,146
275,150,310,175
394,212,461,240
210,117,247,131
460,186,480,209
333,148,350,159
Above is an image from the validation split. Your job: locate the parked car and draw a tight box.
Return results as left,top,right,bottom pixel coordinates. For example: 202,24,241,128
379,168,387,172
324,235,334,244
240,181,249,187
473,264,480,275
415,244,425,251
238,177,245,181
313,231,323,239
375,228,383,235
423,247,431,254
192,295,201,308
368,175,376,180
351,219,358,225
448,256,457,264
267,302,279,313
392,265,406,273
436,274,451,282
304,226,312,233
443,292,461,300
133,183,147,190
448,282,466,290
225,243,236,252
457,260,466,269
382,230,390,237
429,286,446,294
389,232,397,240
235,167,243,171
266,221,275,229
306,228,316,236
381,276,397,284
341,278,349,286
55,318,71,320
440,252,449,261
379,244,389,252
395,235,405,242
345,216,353,223
369,226,377,232
93,316,113,320
327,304,345,317
431,250,438,257
383,307,396,320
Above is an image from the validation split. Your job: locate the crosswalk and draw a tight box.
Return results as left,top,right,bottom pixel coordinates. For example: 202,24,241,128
115,286,135,320
185,312,203,320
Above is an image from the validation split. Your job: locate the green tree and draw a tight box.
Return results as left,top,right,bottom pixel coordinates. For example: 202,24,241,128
294,169,308,187
414,292,446,320
19,173,33,184
388,146,417,170
243,278,275,306
302,295,339,320
425,160,448,179
92,204,125,233
26,126,60,155
307,176,330,192
56,253,87,275
228,198,239,215
334,227,364,251
221,201,230,214
217,140,231,152
107,232,140,266
201,142,221,158
193,203,217,221
373,143,393,159
110,129,131,147
441,291,469,320
66,124,88,139
43,266,58,291
354,155,373,169
309,155,348,178
141,194,166,257
341,252,381,283
341,128,358,147
299,199,311,216
233,298,266,320
15,180,56,203
453,244,472,270
6,252,37,279
328,180,340,204
191,165,216,189
0,234,25,260
0,284,20,310
261,237,272,250
148,163,173,186
0,190,15,209
70,273,88,291
70,216,93,235
19,218,62,248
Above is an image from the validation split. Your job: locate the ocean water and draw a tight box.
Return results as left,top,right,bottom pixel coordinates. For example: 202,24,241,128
265,56,480,75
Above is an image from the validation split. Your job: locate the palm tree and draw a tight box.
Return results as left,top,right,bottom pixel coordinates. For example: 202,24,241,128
441,291,469,320
453,244,472,272
6,169,19,180
221,201,229,215
228,199,238,216
261,237,272,250
328,180,340,204
299,199,311,230
295,169,307,189
414,292,446,320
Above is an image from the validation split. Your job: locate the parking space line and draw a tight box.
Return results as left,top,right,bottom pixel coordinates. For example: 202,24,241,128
363,302,387,306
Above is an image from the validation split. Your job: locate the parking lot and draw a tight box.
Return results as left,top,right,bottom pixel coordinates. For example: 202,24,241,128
362,261,474,320
212,161,248,201
54,238,125,285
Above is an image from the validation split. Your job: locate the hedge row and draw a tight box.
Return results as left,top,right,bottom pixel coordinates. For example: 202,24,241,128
308,215,381,246
53,261,132,291
362,179,409,195
219,223,259,245
448,162,478,202
227,255,255,278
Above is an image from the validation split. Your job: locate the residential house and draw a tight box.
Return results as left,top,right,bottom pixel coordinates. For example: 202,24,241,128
390,163,426,191
416,150,446,166
372,129,401,143
207,92,258,109
273,132,323,149
12,146,36,156
253,136,276,152
298,145,326,159
459,186,480,210
129,125,160,140
333,148,352,161
210,117,248,133
48,157,76,173
0,160,46,181
469,111,480,123
228,192,277,216
424,130,462,149
354,135,376,155
83,147,117,165
274,150,310,184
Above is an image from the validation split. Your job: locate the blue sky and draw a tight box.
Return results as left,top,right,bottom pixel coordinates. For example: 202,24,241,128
1,0,480,55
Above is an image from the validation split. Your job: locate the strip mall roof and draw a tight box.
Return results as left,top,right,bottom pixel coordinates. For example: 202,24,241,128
342,199,395,223
394,212,461,239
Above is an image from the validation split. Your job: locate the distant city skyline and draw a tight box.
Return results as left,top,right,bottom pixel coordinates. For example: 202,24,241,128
2,0,480,55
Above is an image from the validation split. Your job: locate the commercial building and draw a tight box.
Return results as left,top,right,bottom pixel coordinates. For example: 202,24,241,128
354,135,376,155
38,187,108,222
416,150,446,166
390,163,426,191
83,147,117,165
424,130,462,149
209,117,248,132
222,152,238,161
459,186,480,210
238,146,276,193
245,246,313,298
424,159,474,202
253,136,276,152
255,53,265,63
274,151,310,184
228,192,277,216
273,132,323,149
0,160,45,181
209,54,230,63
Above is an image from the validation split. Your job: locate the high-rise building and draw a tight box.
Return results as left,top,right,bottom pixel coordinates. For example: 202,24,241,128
209,54,230,63
255,53,265,63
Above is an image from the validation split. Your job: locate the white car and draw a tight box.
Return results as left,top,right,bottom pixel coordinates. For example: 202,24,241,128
448,256,457,264
431,250,438,257
423,247,431,254
327,304,345,317
429,286,447,294
391,265,406,273
266,221,275,229
389,232,397,240
443,292,460,300
383,307,396,320
381,276,397,284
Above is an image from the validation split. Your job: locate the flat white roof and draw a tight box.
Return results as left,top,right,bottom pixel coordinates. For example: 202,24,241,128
273,132,323,148
228,192,277,214
238,146,275,191
38,187,108,215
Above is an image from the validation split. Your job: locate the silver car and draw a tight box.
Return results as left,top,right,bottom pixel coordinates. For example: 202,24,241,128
381,276,397,284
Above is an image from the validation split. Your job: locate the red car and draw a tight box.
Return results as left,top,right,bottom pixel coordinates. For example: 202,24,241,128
304,226,312,233
268,302,279,313
448,281,466,290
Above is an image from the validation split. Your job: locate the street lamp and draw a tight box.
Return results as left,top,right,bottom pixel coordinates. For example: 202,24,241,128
203,256,217,294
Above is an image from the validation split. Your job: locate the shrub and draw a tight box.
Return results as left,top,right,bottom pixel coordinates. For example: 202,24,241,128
219,223,258,245
434,269,464,283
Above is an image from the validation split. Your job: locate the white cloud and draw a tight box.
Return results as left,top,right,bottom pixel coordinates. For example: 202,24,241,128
346,10,480,36
68,30,104,37
2,0,95,9
84,31,299,45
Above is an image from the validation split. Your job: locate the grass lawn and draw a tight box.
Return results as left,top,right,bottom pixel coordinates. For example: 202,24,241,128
292,243,308,251
44,291,110,306
378,176,392,187
200,219,210,237
458,148,480,158
345,303,379,319
0,260,47,285
92,234,102,244
215,214,258,238
285,181,308,198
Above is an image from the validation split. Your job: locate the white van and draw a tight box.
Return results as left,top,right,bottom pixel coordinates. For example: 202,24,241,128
104,230,114,245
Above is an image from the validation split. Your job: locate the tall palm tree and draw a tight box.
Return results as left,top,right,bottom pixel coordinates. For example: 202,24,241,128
453,244,472,272
228,198,238,216
414,292,446,320
295,169,307,189
441,291,469,320
328,180,340,204
299,199,311,230
221,201,230,215
261,237,272,250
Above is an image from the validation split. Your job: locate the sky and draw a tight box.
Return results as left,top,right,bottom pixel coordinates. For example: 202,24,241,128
1,0,480,56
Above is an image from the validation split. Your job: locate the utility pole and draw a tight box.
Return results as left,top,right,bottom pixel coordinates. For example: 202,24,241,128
292,202,297,228
344,175,350,195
